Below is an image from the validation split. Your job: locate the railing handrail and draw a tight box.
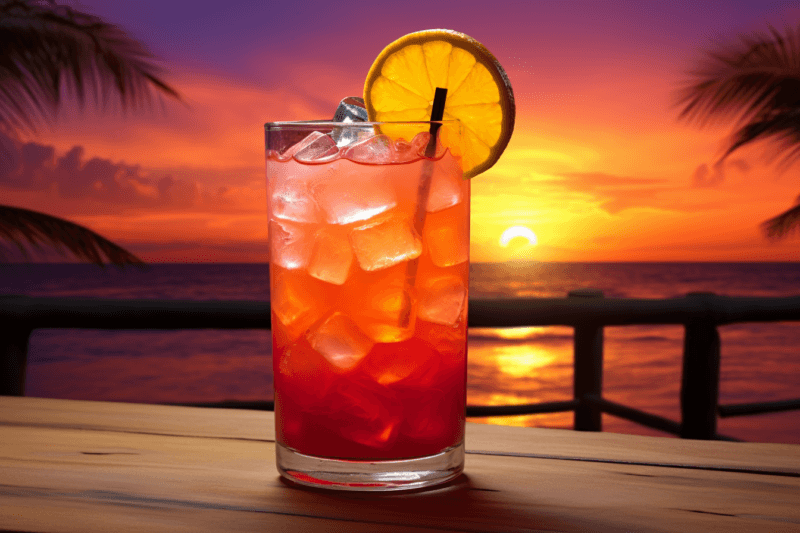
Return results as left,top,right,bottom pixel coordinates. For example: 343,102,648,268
2,292,799,441
0,295,272,329
471,293,800,327
4,293,800,328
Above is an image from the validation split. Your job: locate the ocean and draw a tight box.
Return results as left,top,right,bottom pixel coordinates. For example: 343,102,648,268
2,262,799,444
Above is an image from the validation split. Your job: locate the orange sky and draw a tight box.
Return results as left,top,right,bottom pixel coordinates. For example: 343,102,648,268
2,1,799,262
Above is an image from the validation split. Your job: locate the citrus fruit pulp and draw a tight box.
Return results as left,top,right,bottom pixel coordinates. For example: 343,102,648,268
364,29,515,178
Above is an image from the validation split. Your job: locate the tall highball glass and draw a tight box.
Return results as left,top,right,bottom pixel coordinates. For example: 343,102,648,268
265,120,468,491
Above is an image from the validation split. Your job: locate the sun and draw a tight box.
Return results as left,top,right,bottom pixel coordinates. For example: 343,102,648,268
499,226,538,247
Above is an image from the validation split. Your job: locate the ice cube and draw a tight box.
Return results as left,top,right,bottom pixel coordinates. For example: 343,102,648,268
271,268,333,341
423,203,469,267
393,140,414,162
322,379,400,449
274,322,333,390
279,131,326,159
359,287,415,342
410,131,432,156
392,133,430,163
269,219,315,270
268,165,323,223
307,225,353,285
415,318,466,371
418,274,467,326
400,387,463,448
344,264,416,342
331,97,369,147
332,126,370,149
294,132,339,162
363,338,438,385
307,312,374,372
426,153,464,212
344,134,394,163
332,96,368,122
312,163,398,225
350,217,422,271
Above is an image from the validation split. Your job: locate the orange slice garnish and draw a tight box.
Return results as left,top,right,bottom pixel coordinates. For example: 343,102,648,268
364,29,515,178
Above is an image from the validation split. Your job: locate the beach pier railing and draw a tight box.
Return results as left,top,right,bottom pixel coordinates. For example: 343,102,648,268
0,318,31,397
2,292,800,441
0,298,271,397
568,289,605,432
466,290,800,440
681,292,722,439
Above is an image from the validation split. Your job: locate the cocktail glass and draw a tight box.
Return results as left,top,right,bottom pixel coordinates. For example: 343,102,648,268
265,120,468,491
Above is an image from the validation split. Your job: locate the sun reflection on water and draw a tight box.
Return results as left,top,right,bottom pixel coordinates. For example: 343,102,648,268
493,345,556,378
466,327,575,429
489,326,550,340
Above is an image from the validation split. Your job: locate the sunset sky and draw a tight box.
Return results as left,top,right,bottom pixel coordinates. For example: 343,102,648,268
3,0,800,262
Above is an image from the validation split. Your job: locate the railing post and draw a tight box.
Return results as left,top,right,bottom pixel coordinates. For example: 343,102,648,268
570,289,604,432
681,292,721,440
0,323,32,396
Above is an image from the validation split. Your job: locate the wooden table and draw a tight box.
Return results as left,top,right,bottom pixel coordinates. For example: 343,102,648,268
2,397,799,532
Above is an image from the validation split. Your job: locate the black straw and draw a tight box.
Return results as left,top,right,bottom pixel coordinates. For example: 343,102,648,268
406,87,449,291
425,87,448,158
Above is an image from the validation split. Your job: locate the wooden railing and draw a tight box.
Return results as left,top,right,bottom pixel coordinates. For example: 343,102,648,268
2,290,799,440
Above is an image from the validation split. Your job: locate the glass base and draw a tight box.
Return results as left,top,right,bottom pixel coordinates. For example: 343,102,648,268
276,441,464,492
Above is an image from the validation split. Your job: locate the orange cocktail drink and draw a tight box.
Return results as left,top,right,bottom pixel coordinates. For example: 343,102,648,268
266,121,468,489
266,24,514,490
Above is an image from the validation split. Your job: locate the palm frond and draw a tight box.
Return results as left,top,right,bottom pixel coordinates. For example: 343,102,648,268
0,0,181,133
722,108,800,169
761,200,800,239
674,23,800,130
0,204,145,266
676,22,800,241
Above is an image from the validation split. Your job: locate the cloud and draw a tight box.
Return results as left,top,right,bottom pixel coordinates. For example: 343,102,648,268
0,131,201,210
556,172,668,189
544,171,672,214
691,158,750,188
535,168,759,216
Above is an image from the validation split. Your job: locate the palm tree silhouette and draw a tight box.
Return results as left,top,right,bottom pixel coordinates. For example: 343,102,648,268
675,23,800,239
0,0,181,265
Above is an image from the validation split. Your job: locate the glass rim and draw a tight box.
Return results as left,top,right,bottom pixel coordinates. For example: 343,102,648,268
265,119,460,129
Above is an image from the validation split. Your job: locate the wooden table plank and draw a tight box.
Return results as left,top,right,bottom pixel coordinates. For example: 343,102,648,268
2,397,799,532
3,397,798,474
0,396,271,441
466,422,800,476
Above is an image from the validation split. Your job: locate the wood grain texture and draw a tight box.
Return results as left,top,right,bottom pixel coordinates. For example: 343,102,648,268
1,397,799,532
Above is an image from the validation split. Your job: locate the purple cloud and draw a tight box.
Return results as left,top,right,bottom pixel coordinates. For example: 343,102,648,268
691,159,750,188
0,132,197,208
